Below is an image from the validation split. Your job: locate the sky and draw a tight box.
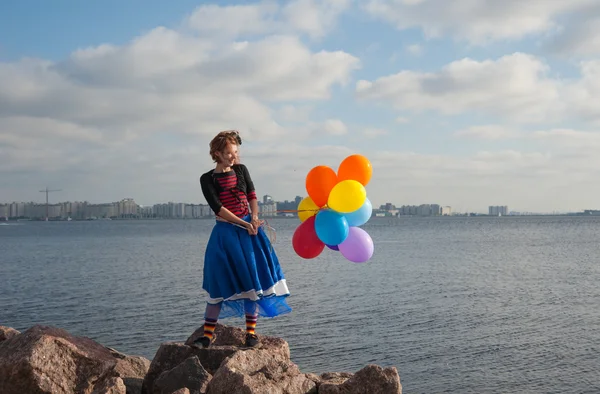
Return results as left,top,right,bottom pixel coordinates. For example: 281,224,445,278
2,0,600,213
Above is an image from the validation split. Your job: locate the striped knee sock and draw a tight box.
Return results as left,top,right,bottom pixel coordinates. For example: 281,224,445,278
203,318,217,339
245,314,257,335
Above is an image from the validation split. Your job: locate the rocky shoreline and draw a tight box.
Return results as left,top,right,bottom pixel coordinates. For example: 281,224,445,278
0,324,402,394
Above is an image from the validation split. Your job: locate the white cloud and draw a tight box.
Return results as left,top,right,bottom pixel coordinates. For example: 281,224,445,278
563,60,600,122
0,29,359,142
362,146,600,212
364,0,597,45
531,128,600,149
321,119,348,135
454,125,519,140
454,124,600,149
356,52,600,123
277,104,314,122
282,0,351,39
185,2,279,38
280,119,349,141
355,53,561,122
546,19,600,56
185,0,351,39
0,5,360,205
406,44,423,56
363,128,388,138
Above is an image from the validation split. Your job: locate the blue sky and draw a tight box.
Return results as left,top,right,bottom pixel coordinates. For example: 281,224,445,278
2,0,600,212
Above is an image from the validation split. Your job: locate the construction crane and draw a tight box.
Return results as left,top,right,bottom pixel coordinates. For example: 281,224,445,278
39,187,61,221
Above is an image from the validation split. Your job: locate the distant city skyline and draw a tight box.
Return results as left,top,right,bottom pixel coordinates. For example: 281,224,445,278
2,2,600,212
0,194,579,217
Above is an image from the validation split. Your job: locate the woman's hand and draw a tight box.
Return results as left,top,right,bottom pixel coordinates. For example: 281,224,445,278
250,215,261,234
245,221,258,235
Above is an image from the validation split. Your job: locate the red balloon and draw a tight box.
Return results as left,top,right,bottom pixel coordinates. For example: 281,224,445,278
292,216,325,259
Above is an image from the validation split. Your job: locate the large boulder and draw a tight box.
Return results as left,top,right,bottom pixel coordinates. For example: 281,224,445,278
318,364,402,394
0,325,118,394
142,324,289,394
206,348,316,394
0,325,150,394
107,347,152,394
153,356,211,394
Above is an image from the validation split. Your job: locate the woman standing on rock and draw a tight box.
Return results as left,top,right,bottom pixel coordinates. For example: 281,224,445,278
194,130,291,349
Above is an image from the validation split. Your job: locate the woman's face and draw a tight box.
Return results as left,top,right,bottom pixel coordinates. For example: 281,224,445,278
217,142,238,167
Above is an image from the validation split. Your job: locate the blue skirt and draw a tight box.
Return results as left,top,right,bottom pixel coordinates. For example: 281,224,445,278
203,215,291,319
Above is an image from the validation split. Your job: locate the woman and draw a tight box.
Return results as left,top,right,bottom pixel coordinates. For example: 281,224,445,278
195,130,291,348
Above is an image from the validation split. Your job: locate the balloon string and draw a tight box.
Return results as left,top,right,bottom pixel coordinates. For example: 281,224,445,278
276,208,323,213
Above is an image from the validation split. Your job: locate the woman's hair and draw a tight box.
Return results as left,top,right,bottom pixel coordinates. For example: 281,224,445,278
209,130,242,162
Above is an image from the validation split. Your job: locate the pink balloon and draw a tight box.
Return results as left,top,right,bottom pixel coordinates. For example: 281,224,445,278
338,227,374,263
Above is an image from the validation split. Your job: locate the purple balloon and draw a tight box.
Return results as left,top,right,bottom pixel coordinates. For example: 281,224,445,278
326,244,339,251
338,227,374,263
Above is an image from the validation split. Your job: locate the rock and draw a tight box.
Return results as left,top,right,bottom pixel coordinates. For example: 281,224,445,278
107,347,151,394
0,325,117,394
315,372,354,387
0,323,402,394
318,364,402,394
154,356,210,394
91,377,127,394
206,348,316,394
0,325,151,394
184,323,290,358
0,326,20,343
143,324,289,394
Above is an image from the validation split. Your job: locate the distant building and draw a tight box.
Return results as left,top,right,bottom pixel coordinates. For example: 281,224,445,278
381,203,396,211
117,198,138,218
441,206,452,216
489,206,509,216
259,200,277,217
395,204,451,216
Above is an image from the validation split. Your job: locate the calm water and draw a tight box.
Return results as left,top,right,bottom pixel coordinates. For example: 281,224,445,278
1,216,600,393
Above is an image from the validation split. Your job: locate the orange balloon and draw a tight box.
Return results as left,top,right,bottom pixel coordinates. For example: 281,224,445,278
337,154,372,186
305,165,338,207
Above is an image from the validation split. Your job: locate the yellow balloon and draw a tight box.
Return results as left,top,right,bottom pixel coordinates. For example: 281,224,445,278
298,196,319,222
327,180,366,213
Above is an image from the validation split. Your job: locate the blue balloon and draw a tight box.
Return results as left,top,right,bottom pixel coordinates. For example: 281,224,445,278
344,197,373,227
315,209,349,246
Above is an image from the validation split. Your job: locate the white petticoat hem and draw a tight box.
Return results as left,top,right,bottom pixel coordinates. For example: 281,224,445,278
206,279,289,304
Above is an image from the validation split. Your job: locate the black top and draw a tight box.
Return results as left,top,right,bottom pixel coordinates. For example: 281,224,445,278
199,164,256,215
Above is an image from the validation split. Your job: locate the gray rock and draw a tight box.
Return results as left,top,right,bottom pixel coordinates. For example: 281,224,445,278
154,356,210,394
318,364,402,394
0,325,117,394
206,348,316,394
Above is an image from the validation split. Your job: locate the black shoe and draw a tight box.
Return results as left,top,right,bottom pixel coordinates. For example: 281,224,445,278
245,333,260,348
192,336,212,349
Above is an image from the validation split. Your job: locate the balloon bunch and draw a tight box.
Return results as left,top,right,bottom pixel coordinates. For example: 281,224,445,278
292,154,374,263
